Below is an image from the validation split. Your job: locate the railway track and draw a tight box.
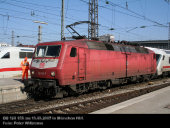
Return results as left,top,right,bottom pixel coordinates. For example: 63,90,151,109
0,78,170,114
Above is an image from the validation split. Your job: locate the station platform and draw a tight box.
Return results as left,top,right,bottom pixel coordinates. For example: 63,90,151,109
0,77,27,104
91,86,170,114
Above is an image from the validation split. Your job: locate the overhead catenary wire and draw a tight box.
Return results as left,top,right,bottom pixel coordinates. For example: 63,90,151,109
1,0,142,41
9,0,87,13
100,0,168,27
80,0,168,27
1,1,84,22
0,0,169,44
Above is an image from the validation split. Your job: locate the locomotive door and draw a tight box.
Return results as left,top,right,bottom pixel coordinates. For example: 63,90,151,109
121,46,131,77
78,48,86,80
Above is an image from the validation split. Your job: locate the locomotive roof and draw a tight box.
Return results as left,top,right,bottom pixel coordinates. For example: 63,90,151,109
37,39,151,54
37,39,88,48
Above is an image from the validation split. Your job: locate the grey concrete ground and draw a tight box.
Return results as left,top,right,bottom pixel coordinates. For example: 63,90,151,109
0,77,27,104
0,77,23,87
91,86,170,114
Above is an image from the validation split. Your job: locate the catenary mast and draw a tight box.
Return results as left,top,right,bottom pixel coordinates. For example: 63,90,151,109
61,0,65,40
88,0,98,40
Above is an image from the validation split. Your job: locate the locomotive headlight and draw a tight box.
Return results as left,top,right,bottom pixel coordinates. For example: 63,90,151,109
51,71,55,77
32,71,35,75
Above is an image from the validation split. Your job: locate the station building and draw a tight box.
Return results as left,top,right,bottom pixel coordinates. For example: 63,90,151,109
131,40,170,50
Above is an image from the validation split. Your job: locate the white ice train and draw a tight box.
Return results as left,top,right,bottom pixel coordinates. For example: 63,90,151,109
0,47,34,78
146,47,170,77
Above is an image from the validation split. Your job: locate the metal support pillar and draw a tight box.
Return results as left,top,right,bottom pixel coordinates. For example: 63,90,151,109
168,22,170,49
38,25,42,43
88,0,98,40
61,0,65,40
11,31,14,46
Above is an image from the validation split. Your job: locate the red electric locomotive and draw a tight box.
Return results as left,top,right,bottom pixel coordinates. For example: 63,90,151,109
23,39,156,98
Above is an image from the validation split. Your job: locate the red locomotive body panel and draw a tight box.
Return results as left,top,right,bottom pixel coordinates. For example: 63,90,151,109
30,39,156,87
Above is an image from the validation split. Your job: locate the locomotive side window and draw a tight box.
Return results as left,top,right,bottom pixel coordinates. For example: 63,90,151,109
70,47,77,57
169,57,170,64
1,52,10,59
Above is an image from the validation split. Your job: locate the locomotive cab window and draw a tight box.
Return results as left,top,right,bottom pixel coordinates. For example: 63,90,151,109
46,45,61,57
35,45,61,57
70,47,77,57
36,46,46,57
1,52,10,59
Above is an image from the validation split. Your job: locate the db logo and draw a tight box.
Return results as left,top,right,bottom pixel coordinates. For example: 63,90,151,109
39,63,45,68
